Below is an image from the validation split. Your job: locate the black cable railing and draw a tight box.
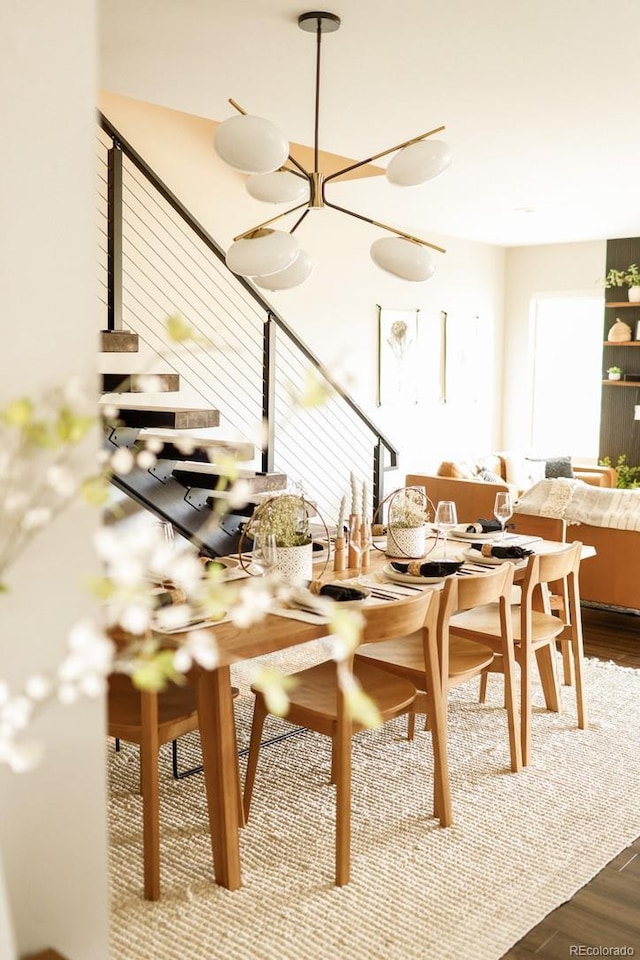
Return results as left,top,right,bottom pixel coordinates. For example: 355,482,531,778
97,115,399,519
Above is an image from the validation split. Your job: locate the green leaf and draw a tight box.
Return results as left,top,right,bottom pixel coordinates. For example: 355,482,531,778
132,651,185,692
165,314,194,343
80,475,111,506
2,397,33,428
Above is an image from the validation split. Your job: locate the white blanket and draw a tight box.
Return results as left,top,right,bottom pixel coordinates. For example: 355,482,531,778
516,478,640,532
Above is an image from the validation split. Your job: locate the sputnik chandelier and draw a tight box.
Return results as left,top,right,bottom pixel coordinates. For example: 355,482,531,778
214,11,450,289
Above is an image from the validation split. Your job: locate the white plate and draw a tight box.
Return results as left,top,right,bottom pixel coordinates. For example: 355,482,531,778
451,528,499,541
383,562,457,585
462,548,505,566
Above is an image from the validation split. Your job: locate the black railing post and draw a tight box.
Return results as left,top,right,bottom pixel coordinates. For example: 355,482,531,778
107,141,124,331
373,439,384,510
262,314,276,474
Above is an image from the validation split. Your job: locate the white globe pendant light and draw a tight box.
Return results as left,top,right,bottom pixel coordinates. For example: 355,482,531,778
225,229,299,278
246,170,309,204
370,237,435,282
254,250,313,290
386,140,451,186
214,115,289,174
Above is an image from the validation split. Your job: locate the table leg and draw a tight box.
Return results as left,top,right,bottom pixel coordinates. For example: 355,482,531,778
196,666,242,890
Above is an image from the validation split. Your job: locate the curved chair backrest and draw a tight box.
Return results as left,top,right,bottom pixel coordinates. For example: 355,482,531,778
511,512,566,543
437,563,515,683
359,588,436,646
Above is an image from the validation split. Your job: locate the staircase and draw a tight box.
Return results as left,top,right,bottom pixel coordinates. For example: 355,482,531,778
97,115,399,552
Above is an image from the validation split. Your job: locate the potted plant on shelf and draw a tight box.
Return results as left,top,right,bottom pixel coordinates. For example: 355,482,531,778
607,366,622,381
247,492,314,584
603,264,640,303
385,485,430,558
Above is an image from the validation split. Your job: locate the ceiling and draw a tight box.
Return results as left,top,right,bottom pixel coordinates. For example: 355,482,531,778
99,0,640,248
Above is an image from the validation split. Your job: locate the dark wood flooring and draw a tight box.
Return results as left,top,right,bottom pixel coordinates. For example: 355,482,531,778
502,604,640,959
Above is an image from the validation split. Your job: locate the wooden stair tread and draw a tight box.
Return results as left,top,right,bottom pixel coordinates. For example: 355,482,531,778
138,431,255,463
100,330,139,352
173,466,286,494
101,373,180,393
104,406,220,430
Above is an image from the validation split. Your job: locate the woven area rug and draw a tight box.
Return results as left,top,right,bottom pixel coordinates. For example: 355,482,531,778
108,644,640,960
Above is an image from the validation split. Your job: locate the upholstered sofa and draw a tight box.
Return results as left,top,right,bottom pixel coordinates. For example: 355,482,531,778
406,460,640,612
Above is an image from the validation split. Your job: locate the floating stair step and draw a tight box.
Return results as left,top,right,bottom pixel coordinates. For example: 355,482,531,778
138,431,255,463
100,330,139,353
101,373,180,393
173,465,287,495
105,405,220,430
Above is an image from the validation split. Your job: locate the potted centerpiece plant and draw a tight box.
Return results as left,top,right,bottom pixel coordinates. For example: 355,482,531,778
247,491,314,584
604,264,640,303
385,485,430,558
607,365,622,381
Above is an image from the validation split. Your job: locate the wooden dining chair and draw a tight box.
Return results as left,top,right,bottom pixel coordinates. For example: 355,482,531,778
355,563,522,813
449,541,587,766
242,589,444,886
509,511,574,686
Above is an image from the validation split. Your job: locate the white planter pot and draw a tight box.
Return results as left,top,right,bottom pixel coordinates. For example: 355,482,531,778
608,372,621,381
385,525,427,558
275,542,313,585
628,286,640,303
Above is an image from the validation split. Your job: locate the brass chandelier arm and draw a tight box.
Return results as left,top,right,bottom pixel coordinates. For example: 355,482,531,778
324,125,446,184
289,208,310,234
228,98,311,179
323,198,447,254
232,201,310,242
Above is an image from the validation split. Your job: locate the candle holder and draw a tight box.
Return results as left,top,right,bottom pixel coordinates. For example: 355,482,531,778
348,514,361,569
333,535,347,572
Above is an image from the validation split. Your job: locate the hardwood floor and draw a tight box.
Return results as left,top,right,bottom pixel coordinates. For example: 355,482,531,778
502,604,640,958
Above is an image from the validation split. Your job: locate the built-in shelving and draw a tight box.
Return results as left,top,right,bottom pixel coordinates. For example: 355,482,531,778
605,302,640,308
603,341,640,346
601,380,640,387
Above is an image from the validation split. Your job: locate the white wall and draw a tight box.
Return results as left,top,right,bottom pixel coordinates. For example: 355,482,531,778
0,4,110,959
99,92,507,483
503,242,606,453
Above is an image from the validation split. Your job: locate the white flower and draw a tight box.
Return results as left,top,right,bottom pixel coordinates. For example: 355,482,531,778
45,465,76,498
78,674,107,698
173,629,219,673
165,553,203,594
21,507,52,530
0,738,44,774
136,449,157,470
109,448,135,475
116,601,153,635
144,437,164,454
231,581,273,628
1,696,33,732
24,675,52,702
57,683,79,705
3,492,30,516
63,375,91,409
155,603,193,631
227,479,251,510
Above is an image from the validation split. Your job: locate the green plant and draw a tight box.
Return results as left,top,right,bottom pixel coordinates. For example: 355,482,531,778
598,454,640,489
607,366,622,375
252,492,311,547
603,264,640,288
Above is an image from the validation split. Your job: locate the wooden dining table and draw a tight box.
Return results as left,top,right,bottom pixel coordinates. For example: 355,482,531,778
169,534,596,891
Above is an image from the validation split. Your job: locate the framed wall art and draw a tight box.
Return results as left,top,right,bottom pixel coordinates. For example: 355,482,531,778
376,306,420,406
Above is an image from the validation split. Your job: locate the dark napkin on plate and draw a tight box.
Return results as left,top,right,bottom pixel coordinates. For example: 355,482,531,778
391,560,462,577
465,519,502,533
312,583,369,602
470,544,533,559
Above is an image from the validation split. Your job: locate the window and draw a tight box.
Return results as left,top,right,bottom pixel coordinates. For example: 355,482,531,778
529,295,603,459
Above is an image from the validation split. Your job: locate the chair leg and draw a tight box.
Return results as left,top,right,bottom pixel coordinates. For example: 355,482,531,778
140,691,160,901
535,643,562,713
242,695,268,822
519,650,532,767
333,715,352,886
567,624,588,730
406,710,416,741
501,638,522,773
560,637,574,686
478,672,488,703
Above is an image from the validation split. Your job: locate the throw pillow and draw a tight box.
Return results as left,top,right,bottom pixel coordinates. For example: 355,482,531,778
527,455,574,479
477,468,503,483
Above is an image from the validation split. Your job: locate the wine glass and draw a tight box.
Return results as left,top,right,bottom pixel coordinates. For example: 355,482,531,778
434,500,458,559
252,532,278,576
494,492,513,541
